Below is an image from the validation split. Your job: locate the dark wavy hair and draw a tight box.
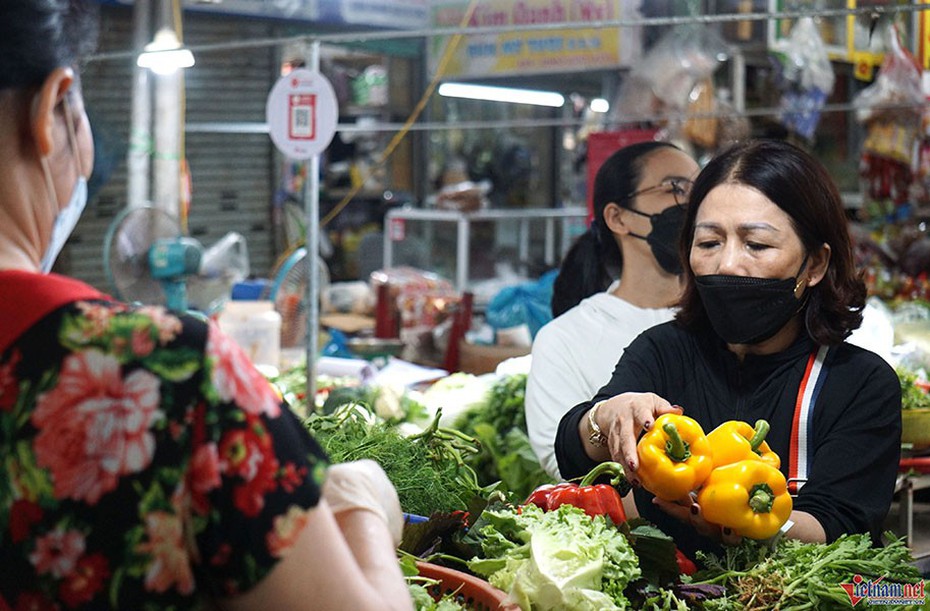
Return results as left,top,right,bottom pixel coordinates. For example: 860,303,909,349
676,139,865,345
552,141,681,317
0,0,98,91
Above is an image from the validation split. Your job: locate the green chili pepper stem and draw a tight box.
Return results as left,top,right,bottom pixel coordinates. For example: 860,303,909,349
749,420,770,452
748,483,775,513
663,422,692,462
579,461,627,487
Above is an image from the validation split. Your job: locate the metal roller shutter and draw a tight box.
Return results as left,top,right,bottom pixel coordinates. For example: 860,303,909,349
65,7,279,298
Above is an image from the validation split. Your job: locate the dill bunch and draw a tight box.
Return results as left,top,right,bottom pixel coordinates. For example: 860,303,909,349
307,404,482,516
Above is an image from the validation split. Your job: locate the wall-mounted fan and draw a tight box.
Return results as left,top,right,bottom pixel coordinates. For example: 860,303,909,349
103,206,249,313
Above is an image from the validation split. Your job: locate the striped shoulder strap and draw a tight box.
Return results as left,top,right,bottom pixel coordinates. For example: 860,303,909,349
788,344,831,495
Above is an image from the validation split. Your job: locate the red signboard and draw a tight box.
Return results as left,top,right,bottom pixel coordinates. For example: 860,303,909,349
586,129,659,221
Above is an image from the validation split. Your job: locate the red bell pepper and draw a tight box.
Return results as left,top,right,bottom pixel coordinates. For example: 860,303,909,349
524,462,628,526
675,548,697,576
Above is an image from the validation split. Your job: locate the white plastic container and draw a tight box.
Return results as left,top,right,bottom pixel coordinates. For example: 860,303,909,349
218,300,282,375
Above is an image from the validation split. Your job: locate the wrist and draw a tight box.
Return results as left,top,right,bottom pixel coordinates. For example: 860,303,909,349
587,400,608,448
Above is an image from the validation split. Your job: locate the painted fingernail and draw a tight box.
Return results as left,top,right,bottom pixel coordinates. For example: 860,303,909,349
628,459,637,471
643,421,652,430
723,527,732,536
690,505,699,516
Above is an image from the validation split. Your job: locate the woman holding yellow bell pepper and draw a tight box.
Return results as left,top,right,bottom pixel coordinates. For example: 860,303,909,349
553,140,902,562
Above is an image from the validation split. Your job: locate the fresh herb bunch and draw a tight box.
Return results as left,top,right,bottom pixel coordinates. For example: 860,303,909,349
454,374,555,499
898,367,930,411
696,533,923,610
306,404,484,516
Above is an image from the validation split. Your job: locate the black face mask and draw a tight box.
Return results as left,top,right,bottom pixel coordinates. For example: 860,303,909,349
694,259,809,345
625,204,686,275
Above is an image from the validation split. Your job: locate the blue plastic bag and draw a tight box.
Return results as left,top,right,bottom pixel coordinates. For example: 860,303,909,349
485,269,557,338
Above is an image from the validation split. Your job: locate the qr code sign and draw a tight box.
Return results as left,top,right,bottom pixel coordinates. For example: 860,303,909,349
288,93,316,140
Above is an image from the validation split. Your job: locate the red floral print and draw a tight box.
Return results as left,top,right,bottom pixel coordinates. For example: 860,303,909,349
207,323,280,418
28,528,85,578
266,505,310,558
188,442,221,515
58,554,109,609
135,511,195,595
32,350,163,504
0,349,21,412
9,499,44,544
218,415,279,517
0,280,325,608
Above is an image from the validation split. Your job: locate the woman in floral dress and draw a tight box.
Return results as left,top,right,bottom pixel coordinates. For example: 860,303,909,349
0,1,412,609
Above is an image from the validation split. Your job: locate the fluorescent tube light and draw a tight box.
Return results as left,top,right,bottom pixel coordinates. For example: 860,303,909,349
438,82,565,108
137,28,195,75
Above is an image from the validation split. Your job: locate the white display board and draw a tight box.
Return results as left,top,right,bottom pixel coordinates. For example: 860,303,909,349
266,69,338,160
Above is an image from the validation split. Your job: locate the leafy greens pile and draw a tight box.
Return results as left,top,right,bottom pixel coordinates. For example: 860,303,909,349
466,504,641,610
453,374,554,500
696,532,924,610
305,404,483,516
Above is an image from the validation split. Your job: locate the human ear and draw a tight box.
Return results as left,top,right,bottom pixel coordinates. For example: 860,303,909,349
806,242,832,288
30,67,74,158
602,202,631,236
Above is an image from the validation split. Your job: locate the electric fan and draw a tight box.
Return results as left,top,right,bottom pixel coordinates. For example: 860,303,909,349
103,206,250,313
265,246,330,349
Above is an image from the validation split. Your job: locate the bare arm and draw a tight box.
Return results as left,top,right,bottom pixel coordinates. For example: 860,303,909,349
219,500,412,611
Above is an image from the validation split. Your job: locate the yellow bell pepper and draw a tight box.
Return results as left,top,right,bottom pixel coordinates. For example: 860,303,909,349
636,413,714,502
696,459,793,540
706,419,781,470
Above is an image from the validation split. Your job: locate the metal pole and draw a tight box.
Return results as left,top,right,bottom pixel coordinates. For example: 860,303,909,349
128,0,151,209
304,41,322,416
152,0,181,219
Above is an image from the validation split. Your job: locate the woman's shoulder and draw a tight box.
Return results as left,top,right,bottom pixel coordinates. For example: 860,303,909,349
829,341,899,386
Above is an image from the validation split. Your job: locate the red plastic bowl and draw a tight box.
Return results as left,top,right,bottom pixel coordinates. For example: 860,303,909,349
415,561,520,611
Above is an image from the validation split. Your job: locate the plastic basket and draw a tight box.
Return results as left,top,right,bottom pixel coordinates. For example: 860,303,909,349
415,561,519,611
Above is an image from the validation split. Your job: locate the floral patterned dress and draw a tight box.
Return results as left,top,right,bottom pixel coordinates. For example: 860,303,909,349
0,271,328,610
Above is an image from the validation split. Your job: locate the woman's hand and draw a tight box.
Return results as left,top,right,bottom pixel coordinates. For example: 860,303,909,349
587,392,683,473
652,495,743,546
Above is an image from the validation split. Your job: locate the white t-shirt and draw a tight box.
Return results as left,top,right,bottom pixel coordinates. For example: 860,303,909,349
526,290,675,479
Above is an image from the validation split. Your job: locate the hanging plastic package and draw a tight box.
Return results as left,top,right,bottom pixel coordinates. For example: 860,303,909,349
853,23,924,222
769,17,836,142
611,23,728,151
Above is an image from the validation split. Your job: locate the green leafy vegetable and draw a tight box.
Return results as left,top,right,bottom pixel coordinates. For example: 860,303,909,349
305,404,483,516
454,374,555,500
898,367,930,411
466,503,641,610
695,532,924,610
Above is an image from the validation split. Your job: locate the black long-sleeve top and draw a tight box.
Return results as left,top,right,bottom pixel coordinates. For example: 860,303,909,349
555,321,901,559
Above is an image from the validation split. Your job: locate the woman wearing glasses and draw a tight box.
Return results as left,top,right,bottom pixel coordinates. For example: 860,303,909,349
555,140,901,561
526,142,699,483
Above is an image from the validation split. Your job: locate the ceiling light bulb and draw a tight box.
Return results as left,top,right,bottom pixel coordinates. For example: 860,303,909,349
137,28,195,75
590,98,610,113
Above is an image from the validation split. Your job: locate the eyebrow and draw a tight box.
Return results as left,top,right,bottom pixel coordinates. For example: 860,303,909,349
694,221,781,233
